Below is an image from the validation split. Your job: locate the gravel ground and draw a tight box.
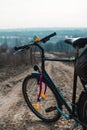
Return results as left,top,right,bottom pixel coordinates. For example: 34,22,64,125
0,61,84,130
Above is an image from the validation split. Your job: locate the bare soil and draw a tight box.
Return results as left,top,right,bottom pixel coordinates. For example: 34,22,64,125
0,60,83,130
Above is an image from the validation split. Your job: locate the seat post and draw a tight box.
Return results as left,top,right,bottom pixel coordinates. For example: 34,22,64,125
72,47,79,114
76,47,79,59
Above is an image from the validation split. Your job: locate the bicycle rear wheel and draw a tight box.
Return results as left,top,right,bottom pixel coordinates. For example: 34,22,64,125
22,74,62,122
78,91,87,130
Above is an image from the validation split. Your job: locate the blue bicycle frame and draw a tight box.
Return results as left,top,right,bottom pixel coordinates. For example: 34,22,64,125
33,43,87,128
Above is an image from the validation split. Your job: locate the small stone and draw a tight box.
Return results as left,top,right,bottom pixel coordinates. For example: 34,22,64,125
54,124,59,128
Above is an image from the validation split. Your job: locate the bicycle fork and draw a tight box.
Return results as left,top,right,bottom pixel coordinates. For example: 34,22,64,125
37,74,47,101
33,65,47,101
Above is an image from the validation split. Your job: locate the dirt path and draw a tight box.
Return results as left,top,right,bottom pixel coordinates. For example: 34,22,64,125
0,62,83,130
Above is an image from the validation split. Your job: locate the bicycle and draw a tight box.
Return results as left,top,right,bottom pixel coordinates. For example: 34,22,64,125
14,32,87,130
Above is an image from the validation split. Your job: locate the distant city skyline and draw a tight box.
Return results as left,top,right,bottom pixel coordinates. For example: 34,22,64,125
0,0,87,29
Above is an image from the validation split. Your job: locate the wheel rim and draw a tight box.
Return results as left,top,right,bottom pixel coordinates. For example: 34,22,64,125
83,100,87,120
83,100,87,129
25,77,59,120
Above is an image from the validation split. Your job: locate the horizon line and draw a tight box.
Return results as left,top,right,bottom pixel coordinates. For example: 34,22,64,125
0,26,87,31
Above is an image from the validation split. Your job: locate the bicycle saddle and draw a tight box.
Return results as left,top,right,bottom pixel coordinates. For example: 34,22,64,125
65,37,87,48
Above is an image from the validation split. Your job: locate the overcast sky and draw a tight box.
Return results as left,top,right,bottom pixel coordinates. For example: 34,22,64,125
0,0,87,29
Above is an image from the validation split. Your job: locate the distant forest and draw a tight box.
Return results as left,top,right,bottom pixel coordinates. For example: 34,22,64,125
0,28,87,67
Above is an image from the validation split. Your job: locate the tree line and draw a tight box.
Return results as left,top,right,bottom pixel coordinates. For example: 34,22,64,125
0,39,75,68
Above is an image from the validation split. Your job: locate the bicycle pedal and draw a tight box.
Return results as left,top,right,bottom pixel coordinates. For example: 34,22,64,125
33,104,40,110
45,106,56,113
40,92,46,99
72,122,78,130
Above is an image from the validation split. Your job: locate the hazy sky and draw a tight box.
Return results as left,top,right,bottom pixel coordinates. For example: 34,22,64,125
0,0,87,29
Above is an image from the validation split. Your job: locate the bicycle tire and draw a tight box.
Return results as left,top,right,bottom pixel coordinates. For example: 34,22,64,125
78,91,87,130
22,74,62,122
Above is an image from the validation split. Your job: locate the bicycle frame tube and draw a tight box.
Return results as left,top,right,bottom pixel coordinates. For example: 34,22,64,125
72,48,79,114
35,43,45,71
43,69,72,114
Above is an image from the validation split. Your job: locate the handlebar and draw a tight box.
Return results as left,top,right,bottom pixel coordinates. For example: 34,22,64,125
14,45,30,51
40,32,56,43
14,32,56,51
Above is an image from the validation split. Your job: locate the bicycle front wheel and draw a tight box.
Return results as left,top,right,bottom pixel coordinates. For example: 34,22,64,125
22,74,62,122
